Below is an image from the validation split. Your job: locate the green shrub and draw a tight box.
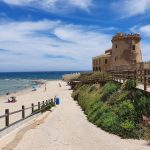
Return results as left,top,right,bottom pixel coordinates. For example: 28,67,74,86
100,82,119,101
117,100,136,121
98,112,119,132
101,82,119,94
138,97,150,116
89,85,99,92
90,72,110,80
120,120,137,138
72,80,149,139
77,72,110,82
107,91,129,105
121,80,136,91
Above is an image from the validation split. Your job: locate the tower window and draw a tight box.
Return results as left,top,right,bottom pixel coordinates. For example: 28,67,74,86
115,56,118,61
116,44,117,48
132,45,135,50
133,60,136,63
105,59,108,64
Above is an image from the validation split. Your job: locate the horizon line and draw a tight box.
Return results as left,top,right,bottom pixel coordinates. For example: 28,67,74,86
0,70,92,73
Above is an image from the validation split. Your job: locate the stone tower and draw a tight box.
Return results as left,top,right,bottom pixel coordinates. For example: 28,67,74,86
111,33,142,68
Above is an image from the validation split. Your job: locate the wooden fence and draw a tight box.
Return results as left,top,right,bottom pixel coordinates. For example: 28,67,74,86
0,98,56,132
69,68,150,93
109,68,150,92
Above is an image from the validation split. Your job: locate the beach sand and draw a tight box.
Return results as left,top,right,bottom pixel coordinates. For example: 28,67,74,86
0,80,61,129
0,80,149,150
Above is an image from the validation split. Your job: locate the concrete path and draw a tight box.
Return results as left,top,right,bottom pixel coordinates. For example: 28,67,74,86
1,81,149,150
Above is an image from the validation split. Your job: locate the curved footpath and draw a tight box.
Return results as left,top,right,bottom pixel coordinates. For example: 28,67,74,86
0,81,149,150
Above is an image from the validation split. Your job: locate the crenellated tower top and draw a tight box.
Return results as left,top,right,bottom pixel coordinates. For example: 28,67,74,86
112,32,141,42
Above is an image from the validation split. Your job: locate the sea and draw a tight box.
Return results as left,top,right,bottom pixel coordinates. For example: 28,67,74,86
0,71,80,95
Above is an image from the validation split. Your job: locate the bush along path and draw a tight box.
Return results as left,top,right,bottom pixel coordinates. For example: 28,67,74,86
72,80,150,142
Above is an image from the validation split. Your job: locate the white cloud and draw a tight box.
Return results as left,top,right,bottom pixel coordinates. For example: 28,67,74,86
2,0,93,12
2,0,31,5
139,25,150,36
112,0,150,18
68,0,92,10
0,19,112,71
141,42,150,61
130,24,150,37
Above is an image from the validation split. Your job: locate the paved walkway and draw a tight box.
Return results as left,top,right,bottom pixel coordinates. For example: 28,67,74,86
1,81,150,150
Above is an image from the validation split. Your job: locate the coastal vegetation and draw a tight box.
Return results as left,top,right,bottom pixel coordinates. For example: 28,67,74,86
72,73,150,140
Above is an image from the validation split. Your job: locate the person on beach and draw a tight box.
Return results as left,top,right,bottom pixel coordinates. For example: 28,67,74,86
44,84,47,92
6,92,10,95
59,83,61,87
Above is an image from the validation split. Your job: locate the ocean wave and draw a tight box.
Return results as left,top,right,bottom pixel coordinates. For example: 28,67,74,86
4,79,10,81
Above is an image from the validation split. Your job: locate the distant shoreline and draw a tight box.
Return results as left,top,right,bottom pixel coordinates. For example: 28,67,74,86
0,71,84,97
0,78,66,99
0,80,43,100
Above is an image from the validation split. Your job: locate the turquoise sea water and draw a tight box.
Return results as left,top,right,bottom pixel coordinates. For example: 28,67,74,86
0,71,80,95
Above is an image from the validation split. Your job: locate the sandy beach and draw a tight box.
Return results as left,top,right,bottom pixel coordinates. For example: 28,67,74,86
0,80,149,150
0,80,60,129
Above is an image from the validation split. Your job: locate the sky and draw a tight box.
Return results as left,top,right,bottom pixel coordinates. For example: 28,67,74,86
0,0,150,72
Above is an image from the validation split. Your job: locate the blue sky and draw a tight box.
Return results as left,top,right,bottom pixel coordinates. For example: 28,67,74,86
0,0,150,72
